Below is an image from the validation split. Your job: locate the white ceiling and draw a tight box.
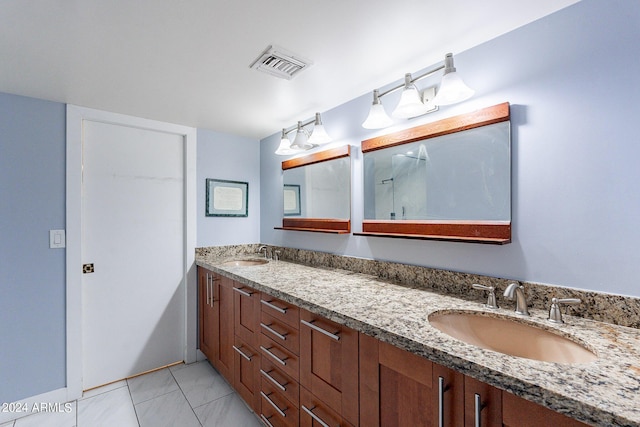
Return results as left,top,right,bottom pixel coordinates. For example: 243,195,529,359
0,0,580,140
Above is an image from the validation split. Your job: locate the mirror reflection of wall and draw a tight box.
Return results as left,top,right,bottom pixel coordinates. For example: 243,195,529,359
364,121,510,221
283,155,350,219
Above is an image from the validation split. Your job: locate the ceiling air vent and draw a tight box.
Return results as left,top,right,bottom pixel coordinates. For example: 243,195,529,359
250,45,312,80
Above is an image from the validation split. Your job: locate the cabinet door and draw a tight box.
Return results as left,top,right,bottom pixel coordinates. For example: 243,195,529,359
299,309,359,426
233,335,260,413
503,392,590,427
360,333,434,427
212,274,235,383
464,376,501,427
300,387,354,427
432,364,464,427
198,267,216,361
233,282,261,349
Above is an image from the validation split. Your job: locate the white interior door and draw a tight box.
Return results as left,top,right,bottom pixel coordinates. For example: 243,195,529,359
81,120,185,390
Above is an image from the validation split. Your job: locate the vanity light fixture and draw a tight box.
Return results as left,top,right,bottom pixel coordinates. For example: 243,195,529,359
275,129,298,155
362,89,394,129
274,112,333,155
362,52,474,129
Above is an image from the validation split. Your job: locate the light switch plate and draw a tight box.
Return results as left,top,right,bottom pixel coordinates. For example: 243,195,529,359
50,229,66,249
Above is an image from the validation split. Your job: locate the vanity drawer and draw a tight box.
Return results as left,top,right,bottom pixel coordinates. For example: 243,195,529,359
261,311,300,355
300,386,354,427
261,357,299,409
260,381,299,427
260,296,299,329
260,334,299,382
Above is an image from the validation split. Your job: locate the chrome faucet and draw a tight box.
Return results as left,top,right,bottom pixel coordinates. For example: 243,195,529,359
471,284,499,309
548,297,581,324
503,283,529,316
257,245,268,259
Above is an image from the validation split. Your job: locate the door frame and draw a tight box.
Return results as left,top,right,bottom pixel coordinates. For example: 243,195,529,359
66,105,197,400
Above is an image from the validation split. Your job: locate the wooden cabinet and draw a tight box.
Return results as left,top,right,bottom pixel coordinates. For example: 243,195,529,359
198,268,234,383
362,335,501,427
503,391,589,427
199,267,592,427
464,375,502,427
214,274,235,384
233,283,261,349
432,363,465,427
233,334,260,413
300,386,354,427
360,333,434,427
300,309,359,426
232,282,261,412
258,295,301,427
198,268,216,361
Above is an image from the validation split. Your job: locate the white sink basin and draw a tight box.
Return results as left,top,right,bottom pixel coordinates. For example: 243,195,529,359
221,258,269,267
428,311,597,364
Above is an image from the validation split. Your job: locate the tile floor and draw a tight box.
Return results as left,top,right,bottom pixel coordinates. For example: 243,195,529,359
1,361,262,427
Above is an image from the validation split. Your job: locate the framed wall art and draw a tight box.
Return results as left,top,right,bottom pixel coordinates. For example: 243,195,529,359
206,178,248,217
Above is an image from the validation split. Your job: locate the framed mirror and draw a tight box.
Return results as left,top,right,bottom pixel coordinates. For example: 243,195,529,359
276,145,351,233
358,102,511,244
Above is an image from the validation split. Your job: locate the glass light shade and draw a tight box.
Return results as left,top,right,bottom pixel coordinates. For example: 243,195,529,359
362,103,393,129
275,136,296,155
291,124,312,150
308,124,332,145
432,71,475,106
392,86,429,118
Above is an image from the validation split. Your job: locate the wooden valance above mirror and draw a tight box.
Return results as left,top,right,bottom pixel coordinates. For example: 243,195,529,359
357,102,512,244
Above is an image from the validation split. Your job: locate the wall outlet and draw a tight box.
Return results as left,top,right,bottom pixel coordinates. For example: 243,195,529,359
50,229,66,249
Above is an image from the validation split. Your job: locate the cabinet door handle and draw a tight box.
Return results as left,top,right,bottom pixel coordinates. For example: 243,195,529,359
260,391,287,417
260,322,288,341
260,369,287,392
438,376,445,427
208,275,214,308
300,319,340,341
233,287,253,297
260,345,287,366
205,273,211,306
260,414,275,427
261,299,287,314
301,405,330,427
474,393,482,427
232,345,252,361
211,275,219,308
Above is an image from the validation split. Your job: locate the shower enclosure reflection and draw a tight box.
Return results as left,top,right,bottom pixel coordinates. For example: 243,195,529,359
365,121,510,222
360,102,512,243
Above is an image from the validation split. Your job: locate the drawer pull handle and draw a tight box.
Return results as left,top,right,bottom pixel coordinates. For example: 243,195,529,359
260,345,287,366
260,414,275,427
475,393,483,427
261,322,288,341
233,287,253,297
232,345,252,361
260,391,287,418
300,319,340,341
261,299,287,314
302,405,330,427
260,369,287,392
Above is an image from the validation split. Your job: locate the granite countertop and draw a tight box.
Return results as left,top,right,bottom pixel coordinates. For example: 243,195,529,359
196,253,640,427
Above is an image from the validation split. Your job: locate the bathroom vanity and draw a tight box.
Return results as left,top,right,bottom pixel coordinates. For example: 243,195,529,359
196,246,640,426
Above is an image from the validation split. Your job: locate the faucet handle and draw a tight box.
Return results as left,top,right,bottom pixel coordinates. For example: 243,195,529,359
548,297,581,324
471,284,499,309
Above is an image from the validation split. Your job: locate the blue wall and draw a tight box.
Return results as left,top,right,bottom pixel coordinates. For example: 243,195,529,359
197,129,261,246
260,0,640,298
0,93,67,402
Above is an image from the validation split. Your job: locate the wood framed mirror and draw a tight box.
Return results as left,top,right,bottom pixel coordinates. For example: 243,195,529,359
357,102,511,244
276,145,351,233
